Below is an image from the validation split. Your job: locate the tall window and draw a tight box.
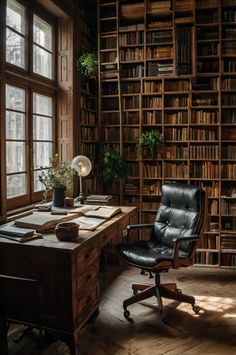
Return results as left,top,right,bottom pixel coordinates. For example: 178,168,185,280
4,0,56,209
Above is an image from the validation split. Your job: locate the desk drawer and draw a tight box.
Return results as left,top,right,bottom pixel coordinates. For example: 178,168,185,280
98,223,117,249
77,279,98,324
77,243,98,273
77,268,98,293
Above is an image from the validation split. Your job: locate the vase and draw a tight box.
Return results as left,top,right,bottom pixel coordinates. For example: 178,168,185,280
52,187,66,207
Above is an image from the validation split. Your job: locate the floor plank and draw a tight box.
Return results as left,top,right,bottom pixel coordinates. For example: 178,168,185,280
7,265,236,355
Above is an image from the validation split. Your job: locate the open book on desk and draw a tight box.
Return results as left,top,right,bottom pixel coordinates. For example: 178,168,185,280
72,206,122,231
79,206,121,219
13,212,77,232
73,216,106,231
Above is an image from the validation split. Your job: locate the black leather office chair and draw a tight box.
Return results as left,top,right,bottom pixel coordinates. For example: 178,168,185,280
116,183,208,320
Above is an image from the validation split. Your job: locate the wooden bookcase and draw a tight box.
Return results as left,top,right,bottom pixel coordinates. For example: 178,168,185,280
79,1,98,196
97,0,236,269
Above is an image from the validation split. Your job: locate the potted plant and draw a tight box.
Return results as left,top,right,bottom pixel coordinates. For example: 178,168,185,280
136,129,163,159
76,51,98,78
100,147,127,190
39,154,75,207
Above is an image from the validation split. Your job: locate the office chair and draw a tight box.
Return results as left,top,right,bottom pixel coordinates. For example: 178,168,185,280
115,183,208,320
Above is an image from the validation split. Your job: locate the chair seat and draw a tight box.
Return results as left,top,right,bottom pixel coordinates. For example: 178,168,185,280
116,240,188,269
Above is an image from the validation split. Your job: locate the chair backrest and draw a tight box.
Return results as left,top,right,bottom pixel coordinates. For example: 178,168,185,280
151,183,207,258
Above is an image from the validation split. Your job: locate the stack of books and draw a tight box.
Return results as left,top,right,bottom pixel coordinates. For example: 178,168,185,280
86,195,113,205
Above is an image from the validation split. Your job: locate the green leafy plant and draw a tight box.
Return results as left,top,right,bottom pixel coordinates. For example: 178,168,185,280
100,147,127,186
39,154,75,200
77,51,98,78
136,130,163,157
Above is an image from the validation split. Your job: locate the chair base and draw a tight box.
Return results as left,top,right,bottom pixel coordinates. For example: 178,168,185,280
123,274,200,320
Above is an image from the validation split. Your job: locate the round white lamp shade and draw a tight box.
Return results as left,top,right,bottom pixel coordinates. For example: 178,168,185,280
71,155,92,177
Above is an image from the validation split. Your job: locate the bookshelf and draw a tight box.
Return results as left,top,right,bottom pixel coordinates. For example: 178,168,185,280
97,0,236,268
79,2,98,196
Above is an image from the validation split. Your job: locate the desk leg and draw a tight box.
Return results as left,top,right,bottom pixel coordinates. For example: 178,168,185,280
64,330,80,355
0,318,8,355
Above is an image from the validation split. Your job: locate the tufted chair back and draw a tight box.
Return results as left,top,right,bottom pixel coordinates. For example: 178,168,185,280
150,183,205,257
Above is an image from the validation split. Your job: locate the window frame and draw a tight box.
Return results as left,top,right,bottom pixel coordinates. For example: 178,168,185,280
4,0,58,211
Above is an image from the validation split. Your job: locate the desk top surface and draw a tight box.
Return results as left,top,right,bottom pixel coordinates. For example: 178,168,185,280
0,206,137,251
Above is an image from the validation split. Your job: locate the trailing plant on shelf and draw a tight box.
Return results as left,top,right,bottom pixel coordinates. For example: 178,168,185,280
136,129,163,158
76,51,98,78
100,147,127,187
39,154,75,201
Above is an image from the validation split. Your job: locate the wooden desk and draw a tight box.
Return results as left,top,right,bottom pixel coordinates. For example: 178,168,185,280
0,206,137,355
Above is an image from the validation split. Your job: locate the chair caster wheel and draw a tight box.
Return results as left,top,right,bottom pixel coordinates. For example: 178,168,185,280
176,288,182,293
192,305,200,314
124,309,130,318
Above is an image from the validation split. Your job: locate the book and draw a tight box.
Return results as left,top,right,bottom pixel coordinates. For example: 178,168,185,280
13,212,77,232
0,224,42,243
73,216,106,231
82,206,121,219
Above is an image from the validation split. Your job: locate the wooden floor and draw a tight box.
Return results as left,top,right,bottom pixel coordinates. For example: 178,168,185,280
8,265,236,355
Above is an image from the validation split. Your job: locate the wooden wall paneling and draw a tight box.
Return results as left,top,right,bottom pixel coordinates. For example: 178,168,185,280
57,19,74,163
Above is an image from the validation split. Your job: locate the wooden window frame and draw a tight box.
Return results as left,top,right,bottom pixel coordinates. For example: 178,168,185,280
4,0,58,211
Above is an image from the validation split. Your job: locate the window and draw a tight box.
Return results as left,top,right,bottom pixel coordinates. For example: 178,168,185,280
6,0,26,68
4,0,56,210
6,0,54,79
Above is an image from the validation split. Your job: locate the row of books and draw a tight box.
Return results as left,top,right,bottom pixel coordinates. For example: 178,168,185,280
221,164,236,179
199,234,220,250
222,146,236,160
221,200,236,215
190,162,219,179
190,145,219,160
195,251,219,266
165,127,188,141
165,146,188,159
189,128,219,141
143,163,162,178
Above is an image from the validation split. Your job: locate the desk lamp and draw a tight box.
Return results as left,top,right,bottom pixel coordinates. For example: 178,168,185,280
71,155,92,204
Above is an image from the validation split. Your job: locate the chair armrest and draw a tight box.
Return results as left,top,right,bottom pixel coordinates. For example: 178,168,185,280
127,223,154,230
126,223,154,242
172,235,199,268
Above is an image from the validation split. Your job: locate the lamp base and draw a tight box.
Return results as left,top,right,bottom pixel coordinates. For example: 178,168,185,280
76,193,86,205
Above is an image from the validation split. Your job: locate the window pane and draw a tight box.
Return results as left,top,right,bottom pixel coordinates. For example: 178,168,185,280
33,93,52,116
6,111,25,140
33,15,52,51
6,85,25,111
33,142,53,169
6,28,25,67
33,115,52,140
7,174,26,198
6,141,25,173
7,0,25,34
33,45,52,78
34,170,46,192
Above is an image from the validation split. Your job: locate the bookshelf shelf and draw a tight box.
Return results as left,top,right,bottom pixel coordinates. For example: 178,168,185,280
98,0,236,268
